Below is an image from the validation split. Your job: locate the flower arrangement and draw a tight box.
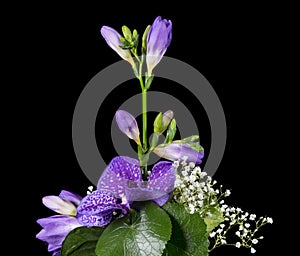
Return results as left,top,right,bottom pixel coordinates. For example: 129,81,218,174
36,16,272,256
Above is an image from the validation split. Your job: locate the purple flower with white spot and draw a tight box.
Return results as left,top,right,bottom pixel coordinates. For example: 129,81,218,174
146,16,172,75
153,142,205,164
76,189,130,227
97,156,176,206
36,190,82,256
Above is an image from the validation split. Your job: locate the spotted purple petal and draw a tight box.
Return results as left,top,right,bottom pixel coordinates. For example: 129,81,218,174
36,215,81,253
76,190,129,227
125,161,175,204
97,156,141,198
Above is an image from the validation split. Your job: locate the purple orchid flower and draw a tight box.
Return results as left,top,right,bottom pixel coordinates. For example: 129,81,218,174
97,156,176,206
101,26,135,66
115,110,141,145
153,142,205,164
36,190,82,256
146,16,172,75
76,189,130,227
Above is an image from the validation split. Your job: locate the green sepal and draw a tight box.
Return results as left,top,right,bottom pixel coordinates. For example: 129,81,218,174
142,25,151,52
154,112,163,133
122,25,132,41
165,119,177,143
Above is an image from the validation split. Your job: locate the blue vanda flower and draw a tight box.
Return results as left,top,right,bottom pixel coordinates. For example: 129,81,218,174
36,190,83,256
97,156,176,207
101,26,135,66
146,16,172,75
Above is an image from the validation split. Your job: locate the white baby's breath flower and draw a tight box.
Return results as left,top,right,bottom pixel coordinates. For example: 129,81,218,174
173,160,179,168
87,185,94,194
182,170,188,176
245,223,250,228
221,239,227,244
210,231,216,238
225,189,231,196
189,162,195,169
171,159,272,254
189,174,196,182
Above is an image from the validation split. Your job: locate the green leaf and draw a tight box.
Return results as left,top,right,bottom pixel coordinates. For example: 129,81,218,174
163,203,209,256
95,201,172,256
61,226,104,256
204,207,224,234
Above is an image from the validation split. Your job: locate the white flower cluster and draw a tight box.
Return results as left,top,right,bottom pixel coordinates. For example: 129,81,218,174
172,159,273,254
210,205,273,253
172,159,230,217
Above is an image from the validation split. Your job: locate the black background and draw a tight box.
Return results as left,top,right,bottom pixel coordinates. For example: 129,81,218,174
14,2,292,255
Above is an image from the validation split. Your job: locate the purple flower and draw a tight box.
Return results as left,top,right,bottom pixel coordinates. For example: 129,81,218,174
153,142,204,164
97,156,176,206
76,189,130,227
146,16,172,75
36,215,82,256
36,190,83,256
101,26,135,66
115,110,141,145
42,190,82,216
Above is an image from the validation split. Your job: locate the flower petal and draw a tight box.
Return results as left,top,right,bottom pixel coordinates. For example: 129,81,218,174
146,16,172,74
100,26,135,66
42,196,77,216
125,161,175,204
97,156,142,198
153,142,204,164
148,161,175,189
152,193,170,206
59,190,82,206
52,251,60,256
115,110,141,144
36,215,81,252
76,190,129,227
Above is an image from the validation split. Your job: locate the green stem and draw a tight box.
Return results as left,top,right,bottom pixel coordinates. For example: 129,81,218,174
142,89,147,151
